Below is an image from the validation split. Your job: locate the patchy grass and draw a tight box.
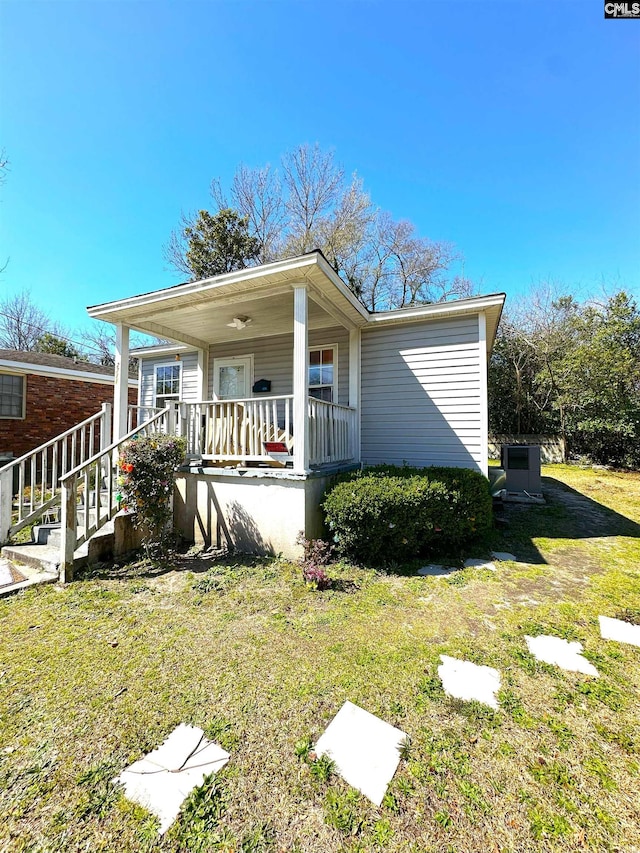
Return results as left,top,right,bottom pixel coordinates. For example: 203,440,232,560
1,465,639,851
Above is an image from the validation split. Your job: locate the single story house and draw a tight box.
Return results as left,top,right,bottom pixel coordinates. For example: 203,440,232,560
0,350,137,463
88,251,505,557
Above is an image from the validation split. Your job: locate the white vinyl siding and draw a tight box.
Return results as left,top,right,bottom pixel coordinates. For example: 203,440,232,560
139,352,200,408
138,329,351,407
360,316,483,471
207,327,350,406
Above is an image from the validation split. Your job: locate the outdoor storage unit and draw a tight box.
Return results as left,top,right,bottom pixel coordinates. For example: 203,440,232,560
501,445,542,493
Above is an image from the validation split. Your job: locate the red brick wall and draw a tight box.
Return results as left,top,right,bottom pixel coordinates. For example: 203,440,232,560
0,372,137,459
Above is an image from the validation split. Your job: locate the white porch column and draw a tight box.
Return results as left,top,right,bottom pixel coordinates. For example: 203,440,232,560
113,323,130,442
478,312,489,478
349,328,361,462
292,285,309,474
197,347,209,400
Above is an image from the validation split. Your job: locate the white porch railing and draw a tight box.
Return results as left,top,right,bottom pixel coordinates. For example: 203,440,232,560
59,408,171,583
127,405,164,432
176,395,357,468
179,396,293,460
0,403,112,543
308,397,357,467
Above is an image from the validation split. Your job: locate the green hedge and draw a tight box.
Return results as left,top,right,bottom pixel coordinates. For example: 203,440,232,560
322,465,492,565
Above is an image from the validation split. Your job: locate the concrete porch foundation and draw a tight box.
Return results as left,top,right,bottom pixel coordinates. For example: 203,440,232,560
173,466,353,559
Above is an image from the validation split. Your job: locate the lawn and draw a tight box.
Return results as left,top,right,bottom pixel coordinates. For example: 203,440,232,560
1,464,639,852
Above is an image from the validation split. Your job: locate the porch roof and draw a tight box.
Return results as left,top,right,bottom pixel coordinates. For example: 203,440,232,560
87,250,505,356
87,251,369,350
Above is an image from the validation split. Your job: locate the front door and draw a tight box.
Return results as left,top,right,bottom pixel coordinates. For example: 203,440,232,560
213,356,253,400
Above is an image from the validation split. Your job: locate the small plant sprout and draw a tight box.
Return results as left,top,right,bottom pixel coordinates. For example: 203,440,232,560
309,753,336,783
294,736,313,762
398,736,412,761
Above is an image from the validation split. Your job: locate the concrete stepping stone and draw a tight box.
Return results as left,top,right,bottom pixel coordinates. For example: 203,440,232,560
0,560,15,587
114,724,230,833
464,558,497,572
491,551,517,562
599,615,640,648
525,635,598,677
0,558,26,587
416,564,456,577
314,701,407,806
437,655,501,709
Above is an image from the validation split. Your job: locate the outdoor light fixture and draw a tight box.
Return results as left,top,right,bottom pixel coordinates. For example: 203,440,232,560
226,316,252,330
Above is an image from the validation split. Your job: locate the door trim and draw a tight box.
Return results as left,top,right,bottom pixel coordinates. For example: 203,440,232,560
212,354,254,400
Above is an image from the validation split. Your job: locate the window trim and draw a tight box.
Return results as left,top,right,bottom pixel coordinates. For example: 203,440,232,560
0,371,26,420
212,354,254,400
153,361,182,408
308,343,338,403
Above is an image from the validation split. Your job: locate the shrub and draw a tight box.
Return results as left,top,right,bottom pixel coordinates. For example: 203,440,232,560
322,465,492,565
296,533,334,590
117,434,186,552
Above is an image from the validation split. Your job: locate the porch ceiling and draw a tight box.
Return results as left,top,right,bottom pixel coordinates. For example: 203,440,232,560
87,252,369,349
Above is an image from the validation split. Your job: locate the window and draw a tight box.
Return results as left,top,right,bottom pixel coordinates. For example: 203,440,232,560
0,373,25,419
154,363,181,408
308,346,336,402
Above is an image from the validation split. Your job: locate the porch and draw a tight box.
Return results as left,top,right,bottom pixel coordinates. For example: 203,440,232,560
96,253,370,474
170,394,357,468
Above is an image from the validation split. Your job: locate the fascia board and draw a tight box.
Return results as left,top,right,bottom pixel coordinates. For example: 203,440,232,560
131,344,192,357
86,254,325,318
0,359,137,387
365,293,506,326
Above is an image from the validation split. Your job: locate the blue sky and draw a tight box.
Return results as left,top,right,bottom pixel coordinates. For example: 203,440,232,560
1,0,639,343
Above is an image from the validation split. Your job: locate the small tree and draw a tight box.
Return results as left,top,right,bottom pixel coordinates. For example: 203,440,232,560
117,435,186,554
167,208,262,280
35,332,82,360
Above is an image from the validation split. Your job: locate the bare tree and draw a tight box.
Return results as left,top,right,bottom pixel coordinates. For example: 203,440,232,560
364,214,467,310
79,321,152,370
0,291,65,351
165,143,472,311
213,165,286,263
281,143,346,254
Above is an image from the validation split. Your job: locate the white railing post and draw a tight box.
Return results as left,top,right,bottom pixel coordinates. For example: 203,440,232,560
165,401,177,435
60,473,77,584
100,402,112,452
0,468,13,544
292,285,309,474
178,403,187,441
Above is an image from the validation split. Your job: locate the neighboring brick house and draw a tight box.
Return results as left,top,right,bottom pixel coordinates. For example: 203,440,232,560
0,350,137,460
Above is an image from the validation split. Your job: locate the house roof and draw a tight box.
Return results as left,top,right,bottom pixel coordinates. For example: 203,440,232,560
0,350,138,385
88,252,369,351
88,251,505,355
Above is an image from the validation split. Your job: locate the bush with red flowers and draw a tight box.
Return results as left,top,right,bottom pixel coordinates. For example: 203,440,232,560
117,434,186,551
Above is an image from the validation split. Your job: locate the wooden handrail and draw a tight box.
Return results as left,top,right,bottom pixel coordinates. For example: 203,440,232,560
61,409,168,483
0,408,106,474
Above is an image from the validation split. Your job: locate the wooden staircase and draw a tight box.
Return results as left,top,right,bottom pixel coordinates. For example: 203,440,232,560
0,405,171,583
